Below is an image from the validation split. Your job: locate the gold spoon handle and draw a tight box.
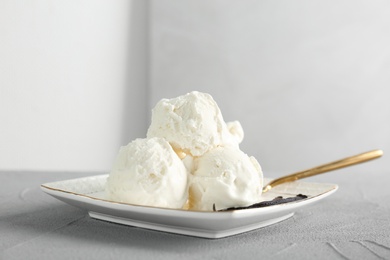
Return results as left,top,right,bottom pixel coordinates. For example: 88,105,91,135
262,149,383,193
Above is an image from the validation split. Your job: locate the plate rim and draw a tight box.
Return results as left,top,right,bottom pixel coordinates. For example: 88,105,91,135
41,175,338,238
41,174,338,216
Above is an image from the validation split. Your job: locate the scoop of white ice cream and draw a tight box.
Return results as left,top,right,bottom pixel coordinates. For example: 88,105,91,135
147,91,243,157
106,137,188,209
189,146,263,211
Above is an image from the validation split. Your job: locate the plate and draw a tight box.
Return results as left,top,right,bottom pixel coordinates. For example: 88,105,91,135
41,175,337,239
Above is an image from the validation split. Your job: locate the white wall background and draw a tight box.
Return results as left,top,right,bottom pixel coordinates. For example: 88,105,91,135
0,0,148,172
150,0,390,176
1,1,389,175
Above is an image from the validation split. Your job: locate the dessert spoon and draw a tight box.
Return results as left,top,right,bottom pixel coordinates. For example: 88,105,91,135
262,149,383,193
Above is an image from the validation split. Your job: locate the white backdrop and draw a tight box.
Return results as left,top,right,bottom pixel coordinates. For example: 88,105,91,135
0,0,148,172
1,1,389,175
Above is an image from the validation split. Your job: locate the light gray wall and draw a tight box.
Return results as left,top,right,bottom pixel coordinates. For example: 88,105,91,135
149,0,390,176
0,0,148,172
1,1,388,174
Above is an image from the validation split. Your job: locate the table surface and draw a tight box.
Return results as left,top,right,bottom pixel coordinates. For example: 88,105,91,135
1,170,390,260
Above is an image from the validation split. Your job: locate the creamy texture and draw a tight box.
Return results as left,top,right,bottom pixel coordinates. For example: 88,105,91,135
106,137,188,209
147,91,243,157
189,146,263,211
226,121,244,144
107,91,263,211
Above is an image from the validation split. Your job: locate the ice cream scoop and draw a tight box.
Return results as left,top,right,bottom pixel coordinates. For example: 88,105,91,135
147,91,243,157
106,137,188,209
189,146,263,211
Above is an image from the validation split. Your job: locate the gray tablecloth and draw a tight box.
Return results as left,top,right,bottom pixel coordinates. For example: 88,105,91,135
1,170,390,259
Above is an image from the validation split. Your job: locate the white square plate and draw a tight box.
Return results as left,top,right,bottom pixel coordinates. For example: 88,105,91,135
41,175,337,239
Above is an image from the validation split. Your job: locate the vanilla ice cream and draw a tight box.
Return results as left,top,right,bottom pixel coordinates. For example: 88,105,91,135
107,91,264,211
147,91,243,157
189,146,263,211
226,121,244,144
106,137,188,209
